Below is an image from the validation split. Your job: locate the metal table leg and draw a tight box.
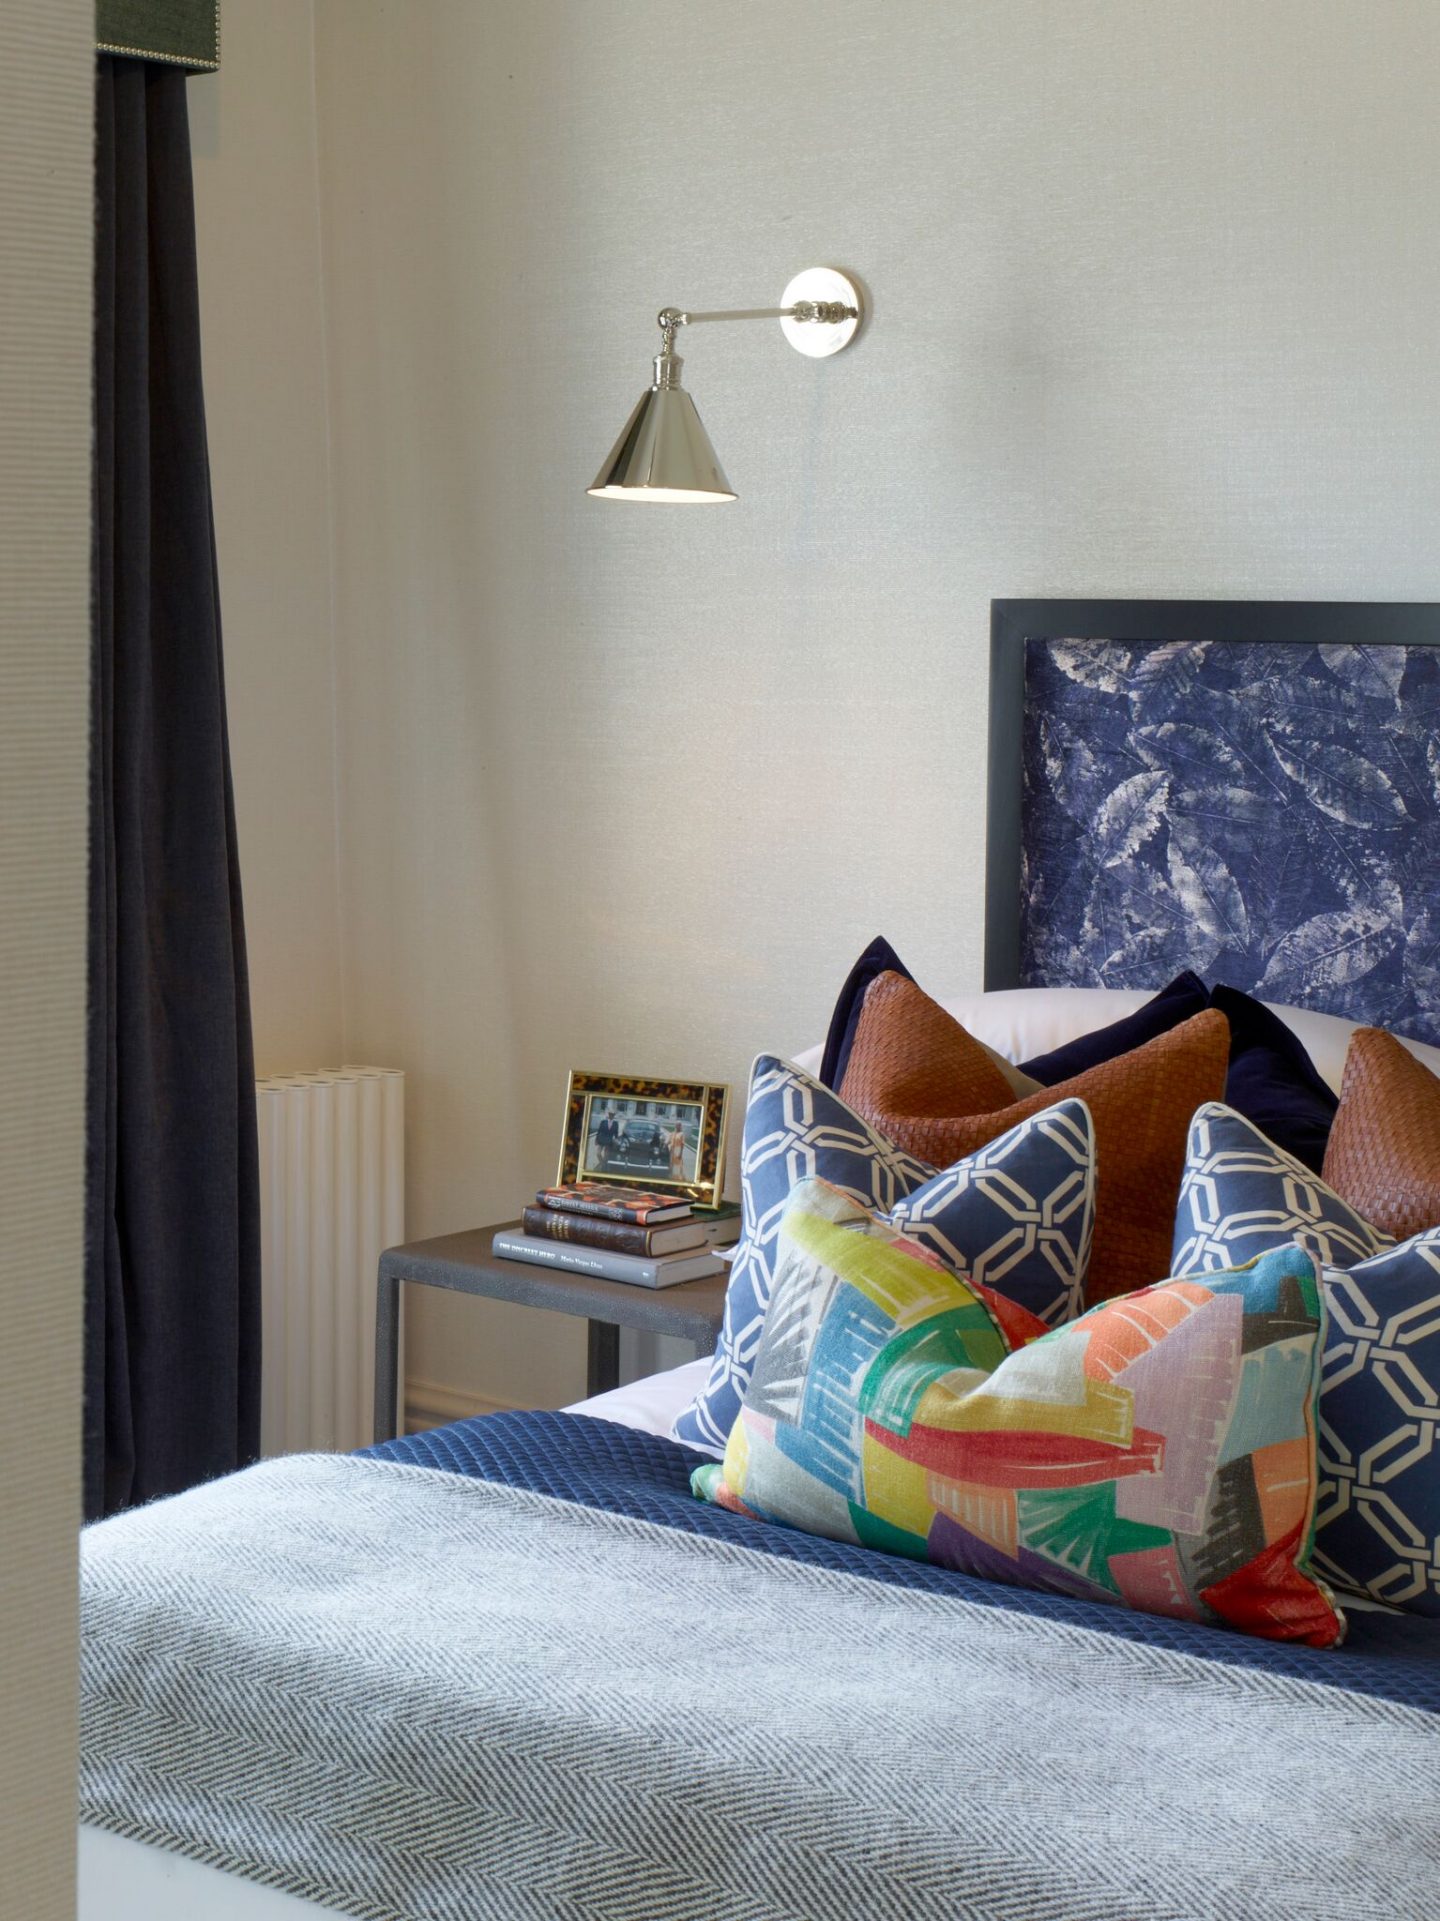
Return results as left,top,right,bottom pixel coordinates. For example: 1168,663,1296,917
586,1319,620,1397
373,1267,402,1443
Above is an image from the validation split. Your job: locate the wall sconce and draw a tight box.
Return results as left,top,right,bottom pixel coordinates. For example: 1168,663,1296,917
587,267,864,504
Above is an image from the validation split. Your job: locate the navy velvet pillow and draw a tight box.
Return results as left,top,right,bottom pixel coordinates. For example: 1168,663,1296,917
1017,971,1210,1082
1022,975,1336,1173
1208,984,1337,1174
818,935,914,1089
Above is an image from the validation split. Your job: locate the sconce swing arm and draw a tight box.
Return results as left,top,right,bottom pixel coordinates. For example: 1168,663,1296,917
649,284,860,389
656,298,857,339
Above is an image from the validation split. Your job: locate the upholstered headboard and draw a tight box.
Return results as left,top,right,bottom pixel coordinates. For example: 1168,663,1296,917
985,600,1440,1047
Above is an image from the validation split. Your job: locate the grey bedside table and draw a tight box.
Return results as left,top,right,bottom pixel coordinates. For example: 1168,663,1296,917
372,1221,730,1443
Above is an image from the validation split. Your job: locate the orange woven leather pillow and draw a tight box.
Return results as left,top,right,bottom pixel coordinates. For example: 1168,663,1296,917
1322,1027,1440,1242
839,973,1231,1303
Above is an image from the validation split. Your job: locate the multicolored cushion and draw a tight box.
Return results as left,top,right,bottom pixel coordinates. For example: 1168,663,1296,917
670,1057,1096,1457
697,1190,1344,1647
691,1178,1046,1533
840,972,1231,1302
1316,1227,1440,1615
1322,1027,1440,1243
1172,1103,1393,1277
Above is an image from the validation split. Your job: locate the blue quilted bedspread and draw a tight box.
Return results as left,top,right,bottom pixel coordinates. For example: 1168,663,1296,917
367,1409,1440,1712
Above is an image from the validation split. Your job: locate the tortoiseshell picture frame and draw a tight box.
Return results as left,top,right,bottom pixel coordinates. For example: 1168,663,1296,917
556,1070,730,1208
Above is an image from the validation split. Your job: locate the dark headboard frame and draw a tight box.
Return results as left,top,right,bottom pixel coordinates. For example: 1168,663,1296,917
985,598,1440,1013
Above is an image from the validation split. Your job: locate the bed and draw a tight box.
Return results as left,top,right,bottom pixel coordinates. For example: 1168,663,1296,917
78,1351,1440,1921
80,601,1440,1921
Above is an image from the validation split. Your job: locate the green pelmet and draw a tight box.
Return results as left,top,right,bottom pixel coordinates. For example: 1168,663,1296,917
98,0,219,72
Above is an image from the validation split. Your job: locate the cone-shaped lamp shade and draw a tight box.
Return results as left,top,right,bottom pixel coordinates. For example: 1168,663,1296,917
588,380,736,503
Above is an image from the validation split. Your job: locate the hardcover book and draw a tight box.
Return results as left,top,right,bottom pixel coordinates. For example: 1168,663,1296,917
521,1206,713,1257
692,1201,740,1225
536,1183,692,1225
492,1230,725,1289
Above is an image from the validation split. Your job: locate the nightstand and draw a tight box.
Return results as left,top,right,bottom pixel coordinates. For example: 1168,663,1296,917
372,1221,730,1443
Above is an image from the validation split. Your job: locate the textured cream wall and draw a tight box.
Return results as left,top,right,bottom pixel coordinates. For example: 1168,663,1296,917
190,0,344,1077
274,0,1440,1411
0,2,93,1911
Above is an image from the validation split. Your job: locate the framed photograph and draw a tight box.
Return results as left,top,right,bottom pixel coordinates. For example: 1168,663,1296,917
556,1071,729,1208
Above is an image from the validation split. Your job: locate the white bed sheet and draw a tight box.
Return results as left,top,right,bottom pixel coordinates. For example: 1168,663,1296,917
80,1362,709,1920
80,1824,326,1920
561,1355,710,1434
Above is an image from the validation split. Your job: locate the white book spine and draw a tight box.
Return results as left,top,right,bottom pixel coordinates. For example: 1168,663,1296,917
492,1231,723,1288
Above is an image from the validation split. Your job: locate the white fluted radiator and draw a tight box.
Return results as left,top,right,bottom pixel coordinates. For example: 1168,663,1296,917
255,1066,404,1456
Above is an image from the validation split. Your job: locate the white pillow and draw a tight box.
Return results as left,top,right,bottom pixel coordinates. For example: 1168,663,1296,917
791,986,1440,1096
1263,1001,1440,1094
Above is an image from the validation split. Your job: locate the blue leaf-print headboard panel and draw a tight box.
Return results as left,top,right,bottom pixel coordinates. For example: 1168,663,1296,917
1019,637,1440,1045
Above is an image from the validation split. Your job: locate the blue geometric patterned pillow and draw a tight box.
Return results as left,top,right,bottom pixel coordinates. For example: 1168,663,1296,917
1316,1228,1440,1615
1172,1103,1391,1278
1171,1104,1440,1614
671,1056,1096,1457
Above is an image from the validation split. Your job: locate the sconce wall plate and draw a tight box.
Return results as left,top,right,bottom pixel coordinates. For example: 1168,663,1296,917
778,269,864,357
588,265,865,503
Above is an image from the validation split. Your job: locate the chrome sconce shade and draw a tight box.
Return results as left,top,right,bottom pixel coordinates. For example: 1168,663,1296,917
587,350,736,504
587,267,864,504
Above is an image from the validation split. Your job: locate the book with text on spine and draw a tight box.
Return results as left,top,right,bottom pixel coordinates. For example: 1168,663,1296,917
492,1229,725,1289
537,1182,692,1225
521,1205,724,1257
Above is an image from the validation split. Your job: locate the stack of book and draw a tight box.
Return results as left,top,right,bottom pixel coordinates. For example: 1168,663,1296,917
492,1183,740,1288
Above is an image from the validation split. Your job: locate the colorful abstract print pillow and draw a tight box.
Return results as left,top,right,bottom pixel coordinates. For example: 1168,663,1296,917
670,1056,1096,1456
692,1178,1048,1537
1172,1103,1440,1614
698,1184,1344,1647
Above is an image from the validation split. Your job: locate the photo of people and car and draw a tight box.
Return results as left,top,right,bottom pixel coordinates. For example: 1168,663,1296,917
581,1097,701,1185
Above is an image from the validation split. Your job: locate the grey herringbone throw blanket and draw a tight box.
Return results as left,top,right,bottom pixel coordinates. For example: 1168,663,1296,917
81,1455,1439,1921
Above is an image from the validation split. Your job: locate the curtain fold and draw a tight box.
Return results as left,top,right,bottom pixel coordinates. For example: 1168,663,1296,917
87,57,260,1520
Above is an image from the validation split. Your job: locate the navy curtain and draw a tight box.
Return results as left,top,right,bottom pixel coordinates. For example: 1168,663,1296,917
87,57,261,1519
